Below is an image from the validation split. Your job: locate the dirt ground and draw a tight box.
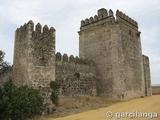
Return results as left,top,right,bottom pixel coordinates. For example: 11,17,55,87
46,95,160,120
36,95,160,120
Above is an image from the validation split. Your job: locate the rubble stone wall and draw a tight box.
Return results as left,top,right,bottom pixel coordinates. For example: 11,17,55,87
55,52,97,97
12,21,55,113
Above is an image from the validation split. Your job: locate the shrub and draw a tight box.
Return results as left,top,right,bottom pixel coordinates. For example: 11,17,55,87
0,81,14,120
0,50,11,77
0,80,44,120
50,81,60,106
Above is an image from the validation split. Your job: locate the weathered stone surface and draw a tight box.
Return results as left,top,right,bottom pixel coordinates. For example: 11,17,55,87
79,8,146,100
69,55,75,63
143,55,152,96
56,52,62,61
152,86,160,95
55,54,97,97
98,8,108,18
63,54,69,62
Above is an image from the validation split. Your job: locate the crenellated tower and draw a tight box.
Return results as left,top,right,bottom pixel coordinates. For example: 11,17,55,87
12,20,55,113
79,8,145,100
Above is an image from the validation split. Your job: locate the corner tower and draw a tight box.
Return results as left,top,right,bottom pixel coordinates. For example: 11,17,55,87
12,20,55,112
143,55,152,96
79,8,145,100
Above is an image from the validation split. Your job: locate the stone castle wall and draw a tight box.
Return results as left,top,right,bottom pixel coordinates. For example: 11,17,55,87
143,55,152,96
12,21,55,113
12,8,152,108
79,9,117,98
13,22,31,86
79,8,145,100
115,10,145,99
152,86,160,95
55,52,97,97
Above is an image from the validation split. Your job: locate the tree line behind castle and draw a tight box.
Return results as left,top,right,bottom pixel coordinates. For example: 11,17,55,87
0,8,152,117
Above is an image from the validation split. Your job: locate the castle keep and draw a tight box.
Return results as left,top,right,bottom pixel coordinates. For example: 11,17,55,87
79,9,146,99
12,8,152,111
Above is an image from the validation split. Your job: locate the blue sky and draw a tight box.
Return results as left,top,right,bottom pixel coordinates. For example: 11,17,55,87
0,0,159,85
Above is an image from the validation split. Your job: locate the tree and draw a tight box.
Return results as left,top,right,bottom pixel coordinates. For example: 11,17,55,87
0,80,44,120
0,50,5,64
0,50,11,75
0,80,17,120
0,50,5,71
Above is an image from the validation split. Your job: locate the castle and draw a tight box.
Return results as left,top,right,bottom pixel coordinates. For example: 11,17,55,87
12,8,152,112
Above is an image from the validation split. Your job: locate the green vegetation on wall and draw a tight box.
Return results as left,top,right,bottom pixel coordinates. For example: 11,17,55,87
0,80,44,120
50,81,60,106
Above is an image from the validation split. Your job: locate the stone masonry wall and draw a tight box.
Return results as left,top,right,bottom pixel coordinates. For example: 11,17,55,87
152,86,160,95
12,21,55,113
55,52,97,97
79,8,145,100
79,9,117,99
143,55,152,96
12,23,31,86
115,10,145,99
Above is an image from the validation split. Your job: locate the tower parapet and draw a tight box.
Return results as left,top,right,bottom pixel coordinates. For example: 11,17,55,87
80,8,115,28
116,10,138,29
80,8,138,30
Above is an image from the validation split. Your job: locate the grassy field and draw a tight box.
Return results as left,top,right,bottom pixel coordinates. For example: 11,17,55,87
35,95,160,120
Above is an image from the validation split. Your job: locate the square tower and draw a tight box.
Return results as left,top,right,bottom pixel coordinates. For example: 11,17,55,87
12,20,56,112
79,8,145,100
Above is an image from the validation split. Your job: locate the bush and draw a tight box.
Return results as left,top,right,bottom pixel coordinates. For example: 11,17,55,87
50,81,60,106
0,80,15,120
0,80,44,120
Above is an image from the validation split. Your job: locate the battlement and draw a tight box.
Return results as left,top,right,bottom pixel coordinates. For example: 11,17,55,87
56,52,95,65
55,52,97,97
116,10,138,28
80,8,138,29
15,20,55,38
81,8,114,27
